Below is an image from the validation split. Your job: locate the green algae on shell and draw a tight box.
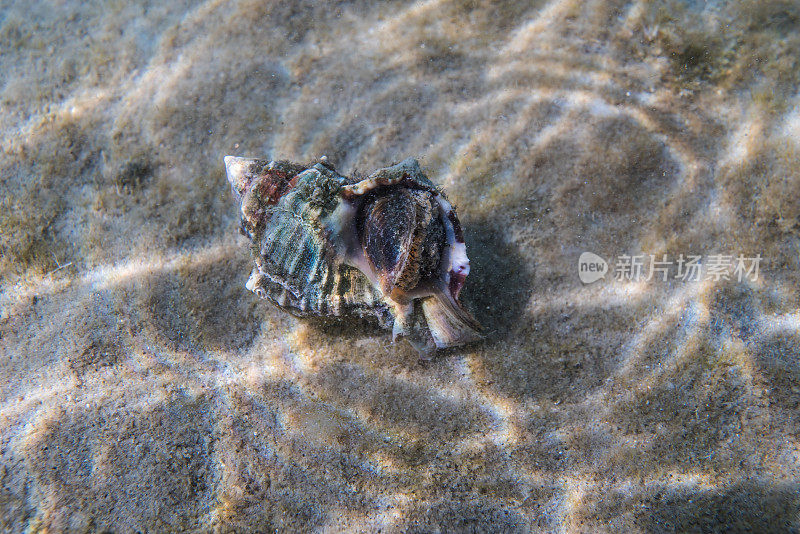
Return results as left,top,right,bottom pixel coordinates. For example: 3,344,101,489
224,155,482,357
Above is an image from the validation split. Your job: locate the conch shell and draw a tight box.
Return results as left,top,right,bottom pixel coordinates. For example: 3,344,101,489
224,155,482,357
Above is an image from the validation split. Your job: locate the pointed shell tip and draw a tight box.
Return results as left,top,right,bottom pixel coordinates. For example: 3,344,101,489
224,156,254,193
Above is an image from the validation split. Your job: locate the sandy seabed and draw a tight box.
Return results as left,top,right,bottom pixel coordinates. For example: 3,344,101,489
1,0,800,532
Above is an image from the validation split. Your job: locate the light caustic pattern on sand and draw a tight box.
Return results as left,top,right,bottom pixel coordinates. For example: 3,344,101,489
1,0,800,531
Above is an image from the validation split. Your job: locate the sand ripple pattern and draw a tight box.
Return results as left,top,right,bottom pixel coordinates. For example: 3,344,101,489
1,0,800,531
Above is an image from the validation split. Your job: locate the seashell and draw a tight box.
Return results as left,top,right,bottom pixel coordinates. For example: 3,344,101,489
224,155,482,357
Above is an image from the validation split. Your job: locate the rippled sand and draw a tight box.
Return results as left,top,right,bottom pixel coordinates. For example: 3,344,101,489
2,0,800,531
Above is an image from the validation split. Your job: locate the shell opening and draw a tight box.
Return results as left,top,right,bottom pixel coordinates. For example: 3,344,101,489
358,187,445,300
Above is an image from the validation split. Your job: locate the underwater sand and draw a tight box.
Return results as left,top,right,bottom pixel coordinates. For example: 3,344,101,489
2,0,800,531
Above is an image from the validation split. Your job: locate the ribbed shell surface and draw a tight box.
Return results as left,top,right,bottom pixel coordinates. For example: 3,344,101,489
251,167,390,325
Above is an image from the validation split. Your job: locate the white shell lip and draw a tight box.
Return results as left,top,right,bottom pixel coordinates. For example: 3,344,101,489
449,242,470,277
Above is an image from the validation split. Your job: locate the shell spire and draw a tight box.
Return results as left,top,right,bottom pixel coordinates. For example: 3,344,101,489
224,156,253,200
